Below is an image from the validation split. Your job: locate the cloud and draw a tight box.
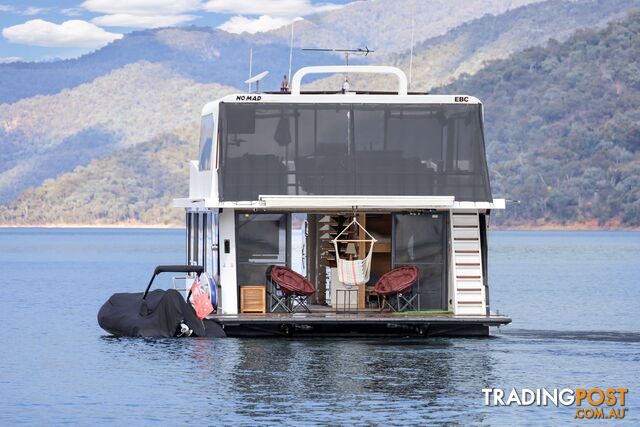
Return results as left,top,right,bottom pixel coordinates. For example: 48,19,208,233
81,0,202,29
0,4,52,15
212,0,342,34
81,0,202,16
2,19,123,48
203,0,342,17
92,13,198,29
218,15,293,34
23,6,49,15
61,8,84,17
0,56,23,63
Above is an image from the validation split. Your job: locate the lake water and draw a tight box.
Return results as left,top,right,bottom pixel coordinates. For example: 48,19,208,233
0,228,638,425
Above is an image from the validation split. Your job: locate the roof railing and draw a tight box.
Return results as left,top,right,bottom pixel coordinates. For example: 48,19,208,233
290,65,408,96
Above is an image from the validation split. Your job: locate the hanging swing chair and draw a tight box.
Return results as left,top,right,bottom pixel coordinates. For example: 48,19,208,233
332,217,377,286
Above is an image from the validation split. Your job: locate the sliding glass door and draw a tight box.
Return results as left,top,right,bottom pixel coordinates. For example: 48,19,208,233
393,213,448,310
235,213,289,287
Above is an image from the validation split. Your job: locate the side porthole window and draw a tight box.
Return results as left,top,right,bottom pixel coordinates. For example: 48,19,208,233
199,114,214,171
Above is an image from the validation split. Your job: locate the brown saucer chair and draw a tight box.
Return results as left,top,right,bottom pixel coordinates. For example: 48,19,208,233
374,266,420,312
266,266,316,313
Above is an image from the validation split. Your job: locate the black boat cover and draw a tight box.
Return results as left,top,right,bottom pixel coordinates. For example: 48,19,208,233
98,289,225,338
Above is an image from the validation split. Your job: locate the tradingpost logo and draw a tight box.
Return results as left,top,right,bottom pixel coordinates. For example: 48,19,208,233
482,387,628,420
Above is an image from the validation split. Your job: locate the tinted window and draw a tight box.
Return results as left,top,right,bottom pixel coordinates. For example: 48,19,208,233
236,213,288,286
394,213,447,310
199,114,214,171
218,102,492,201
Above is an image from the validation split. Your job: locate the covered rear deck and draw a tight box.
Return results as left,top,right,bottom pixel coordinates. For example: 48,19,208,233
207,310,512,338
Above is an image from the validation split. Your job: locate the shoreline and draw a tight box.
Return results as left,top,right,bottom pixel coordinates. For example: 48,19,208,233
492,225,640,232
0,223,182,230
0,223,638,232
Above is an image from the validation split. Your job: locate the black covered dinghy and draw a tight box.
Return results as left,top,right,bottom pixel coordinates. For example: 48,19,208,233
98,265,225,338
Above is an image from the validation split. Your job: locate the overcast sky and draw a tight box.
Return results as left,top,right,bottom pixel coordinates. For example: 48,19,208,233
0,0,350,62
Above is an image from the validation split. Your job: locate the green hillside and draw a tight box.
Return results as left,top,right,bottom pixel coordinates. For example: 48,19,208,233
0,28,335,104
0,0,539,104
0,126,197,226
439,12,640,227
266,0,542,56
0,62,235,202
306,0,640,92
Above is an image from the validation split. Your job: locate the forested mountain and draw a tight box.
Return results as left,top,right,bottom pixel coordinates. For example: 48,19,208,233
438,12,640,227
0,0,540,105
391,0,639,91
0,28,334,104
0,62,236,203
0,127,197,225
265,0,542,55
305,0,640,92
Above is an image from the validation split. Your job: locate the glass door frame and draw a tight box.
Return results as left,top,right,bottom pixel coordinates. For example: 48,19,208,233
391,211,449,310
234,211,291,284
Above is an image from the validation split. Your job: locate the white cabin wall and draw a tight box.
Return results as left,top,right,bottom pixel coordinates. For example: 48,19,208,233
219,208,238,314
189,162,212,199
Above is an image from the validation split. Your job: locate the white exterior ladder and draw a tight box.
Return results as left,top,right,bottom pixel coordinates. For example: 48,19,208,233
450,211,486,315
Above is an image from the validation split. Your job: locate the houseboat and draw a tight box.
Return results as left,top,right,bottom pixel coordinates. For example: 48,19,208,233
173,65,511,337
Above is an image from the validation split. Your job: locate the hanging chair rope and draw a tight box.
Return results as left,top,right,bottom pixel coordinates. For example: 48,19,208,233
331,217,377,285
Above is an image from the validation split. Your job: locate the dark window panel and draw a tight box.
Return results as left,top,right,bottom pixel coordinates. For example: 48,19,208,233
218,102,492,202
199,114,214,171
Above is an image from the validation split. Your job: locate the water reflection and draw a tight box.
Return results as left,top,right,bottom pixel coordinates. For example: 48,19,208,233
95,336,497,423
222,338,496,423
502,329,640,343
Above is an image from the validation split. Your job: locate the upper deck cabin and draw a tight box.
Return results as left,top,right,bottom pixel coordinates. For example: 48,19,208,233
178,66,501,212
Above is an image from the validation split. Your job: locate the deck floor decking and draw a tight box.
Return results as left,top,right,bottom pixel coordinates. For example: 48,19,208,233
207,311,512,337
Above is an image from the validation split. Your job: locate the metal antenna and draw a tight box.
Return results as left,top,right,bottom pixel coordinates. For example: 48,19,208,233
301,47,374,66
409,19,415,89
248,47,253,92
288,21,295,82
301,47,374,89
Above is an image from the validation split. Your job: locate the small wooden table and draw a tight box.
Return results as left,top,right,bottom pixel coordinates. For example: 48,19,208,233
240,285,266,313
